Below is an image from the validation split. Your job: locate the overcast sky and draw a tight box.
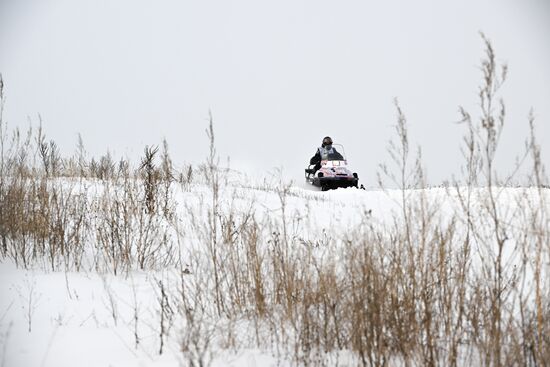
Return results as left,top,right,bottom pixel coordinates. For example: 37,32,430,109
1,0,549,186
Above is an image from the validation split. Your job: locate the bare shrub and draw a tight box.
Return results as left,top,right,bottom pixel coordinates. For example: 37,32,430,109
140,145,159,215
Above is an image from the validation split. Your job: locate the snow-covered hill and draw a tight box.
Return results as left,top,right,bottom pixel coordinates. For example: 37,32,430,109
1,175,548,366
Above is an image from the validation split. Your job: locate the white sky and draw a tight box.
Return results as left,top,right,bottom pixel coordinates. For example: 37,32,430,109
1,0,549,186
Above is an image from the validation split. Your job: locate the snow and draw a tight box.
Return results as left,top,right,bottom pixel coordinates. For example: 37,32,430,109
1,177,548,366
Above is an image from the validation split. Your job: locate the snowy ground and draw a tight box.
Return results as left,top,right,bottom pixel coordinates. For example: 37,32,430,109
1,177,548,366
0,181,375,367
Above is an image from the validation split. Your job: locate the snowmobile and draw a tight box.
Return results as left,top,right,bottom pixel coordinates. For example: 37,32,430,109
304,144,359,191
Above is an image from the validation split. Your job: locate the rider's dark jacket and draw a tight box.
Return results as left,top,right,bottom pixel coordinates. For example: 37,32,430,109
310,146,344,170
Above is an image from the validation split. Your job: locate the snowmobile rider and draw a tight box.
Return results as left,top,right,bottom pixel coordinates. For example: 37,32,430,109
309,136,344,172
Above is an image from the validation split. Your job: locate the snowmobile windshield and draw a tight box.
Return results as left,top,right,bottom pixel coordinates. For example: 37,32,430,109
325,144,346,161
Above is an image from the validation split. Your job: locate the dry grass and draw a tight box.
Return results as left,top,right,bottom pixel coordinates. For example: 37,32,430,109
1,37,549,366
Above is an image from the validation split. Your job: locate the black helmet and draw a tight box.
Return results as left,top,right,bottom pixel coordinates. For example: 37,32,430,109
322,136,333,147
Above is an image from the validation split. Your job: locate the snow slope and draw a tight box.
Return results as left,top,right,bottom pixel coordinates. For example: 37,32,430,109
1,177,548,366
